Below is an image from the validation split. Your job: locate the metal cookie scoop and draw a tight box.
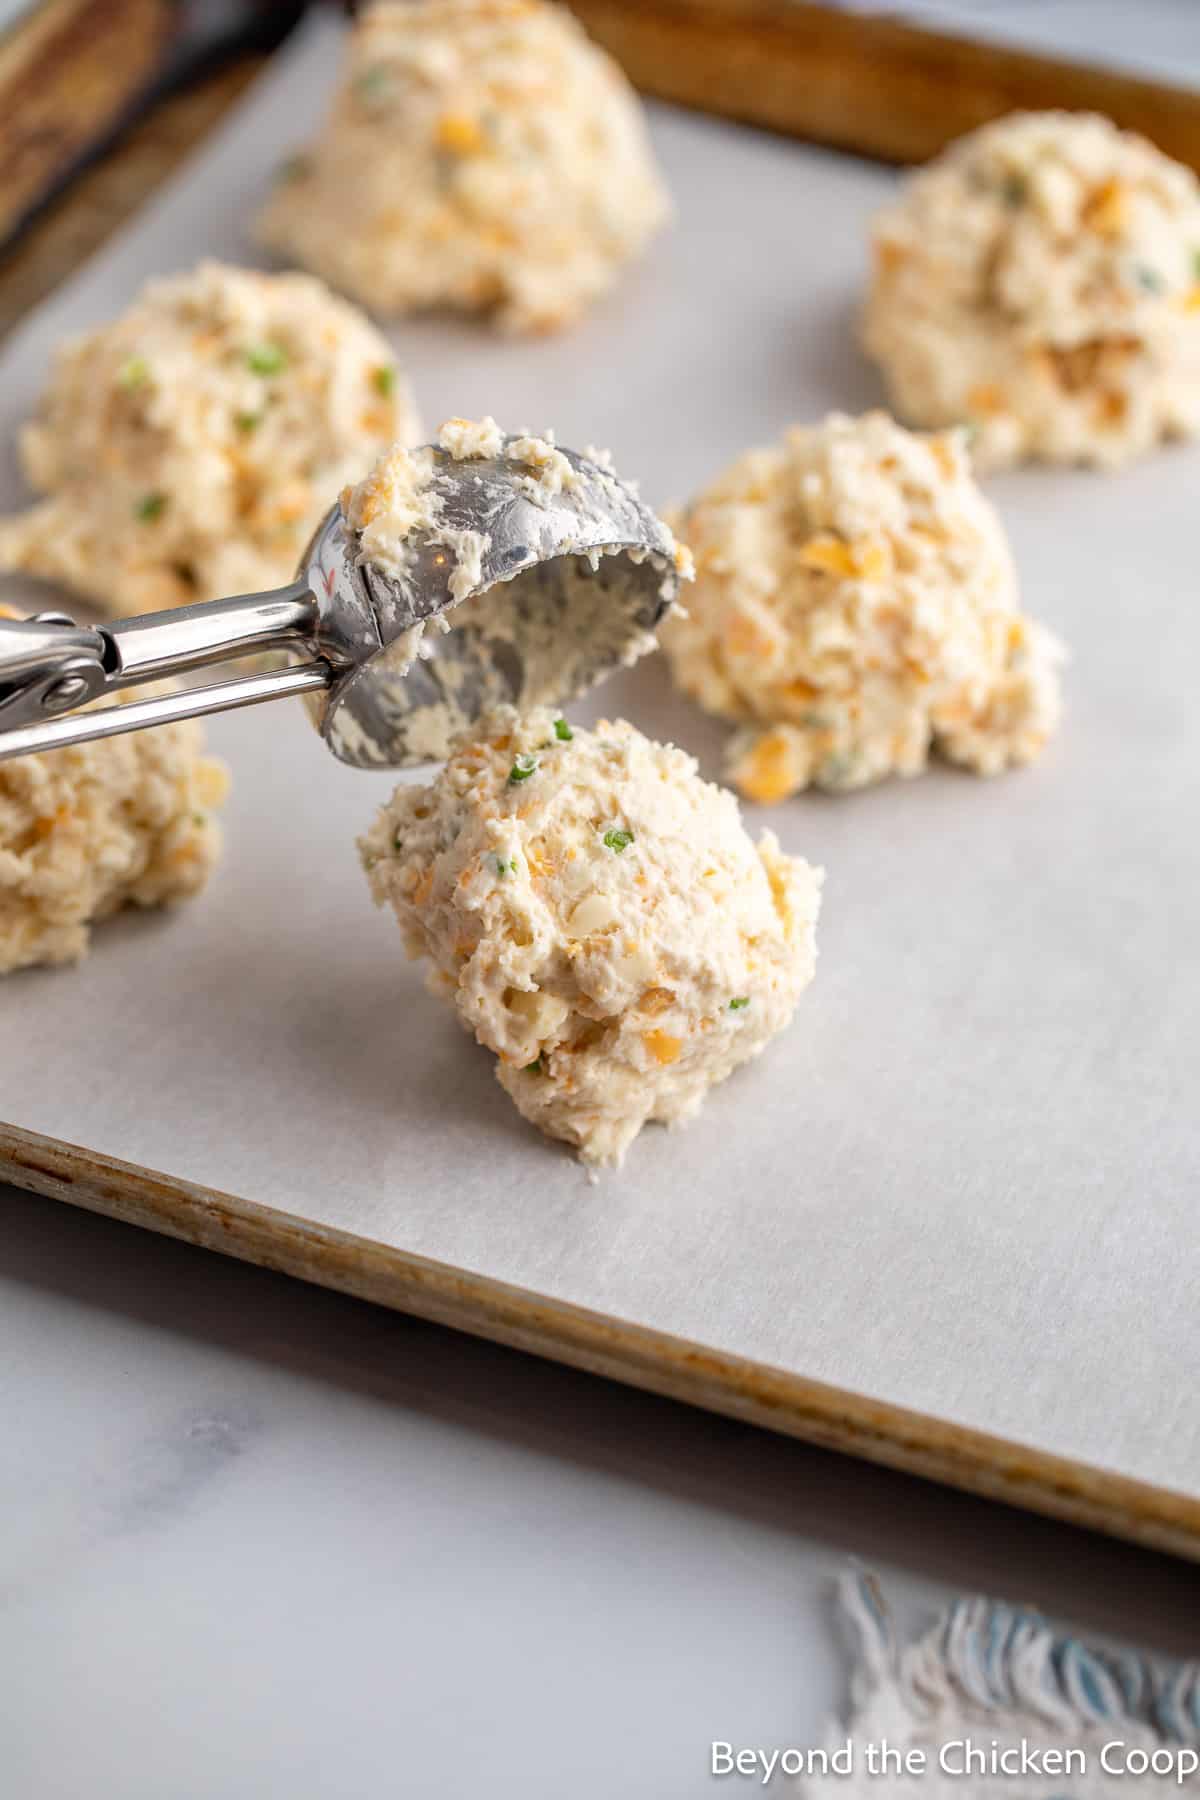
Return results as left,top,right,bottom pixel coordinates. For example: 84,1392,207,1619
0,438,682,766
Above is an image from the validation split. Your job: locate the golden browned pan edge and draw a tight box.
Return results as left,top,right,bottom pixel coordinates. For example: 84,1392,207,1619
4,1119,1198,1563
572,0,1200,175
0,53,266,341
0,0,174,246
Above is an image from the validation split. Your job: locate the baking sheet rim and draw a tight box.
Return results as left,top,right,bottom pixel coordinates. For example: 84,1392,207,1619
4,1118,1195,1563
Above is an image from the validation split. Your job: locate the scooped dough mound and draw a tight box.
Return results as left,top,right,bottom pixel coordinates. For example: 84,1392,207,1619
360,706,822,1165
863,111,1200,469
660,411,1064,802
0,260,419,616
256,0,669,334
0,619,228,974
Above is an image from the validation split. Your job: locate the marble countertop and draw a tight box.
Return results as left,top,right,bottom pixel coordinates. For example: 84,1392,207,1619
3,1184,1198,1799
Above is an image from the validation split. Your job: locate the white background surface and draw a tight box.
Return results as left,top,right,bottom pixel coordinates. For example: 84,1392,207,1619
2,9,1199,1793
4,1180,1200,1799
2,16,1195,1504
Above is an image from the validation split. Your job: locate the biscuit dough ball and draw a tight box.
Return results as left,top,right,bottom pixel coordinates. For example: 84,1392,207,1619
0,261,419,616
360,706,822,1165
256,0,669,334
863,111,1200,469
0,615,228,974
660,412,1063,803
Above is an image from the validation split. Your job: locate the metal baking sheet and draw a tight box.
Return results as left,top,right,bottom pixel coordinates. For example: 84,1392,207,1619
2,16,1196,1544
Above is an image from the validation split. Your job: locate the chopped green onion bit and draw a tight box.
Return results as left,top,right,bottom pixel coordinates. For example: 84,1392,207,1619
508,753,539,783
523,1059,543,1075
819,753,856,786
136,492,167,522
373,365,396,398
729,996,750,1010
235,412,263,434
602,828,633,853
554,717,573,741
245,343,287,376
493,854,518,875
118,356,149,391
356,65,392,100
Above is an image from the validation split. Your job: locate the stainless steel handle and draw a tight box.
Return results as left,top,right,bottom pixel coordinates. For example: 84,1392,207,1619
0,583,332,762
0,665,332,761
104,582,317,687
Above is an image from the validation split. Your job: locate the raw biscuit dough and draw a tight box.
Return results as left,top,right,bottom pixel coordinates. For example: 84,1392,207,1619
0,261,419,616
0,611,228,974
863,111,1200,469
660,411,1064,803
360,705,822,1165
256,0,669,334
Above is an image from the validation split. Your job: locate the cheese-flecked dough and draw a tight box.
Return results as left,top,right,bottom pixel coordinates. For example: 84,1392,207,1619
0,622,228,974
0,261,418,616
257,0,669,334
864,111,1200,470
360,706,822,1165
660,411,1063,803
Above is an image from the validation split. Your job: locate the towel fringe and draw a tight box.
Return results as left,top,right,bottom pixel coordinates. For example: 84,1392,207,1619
838,1570,1200,1743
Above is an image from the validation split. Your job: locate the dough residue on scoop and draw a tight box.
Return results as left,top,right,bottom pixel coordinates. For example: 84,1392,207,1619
863,110,1200,470
660,410,1064,803
0,260,419,616
342,441,442,587
438,415,506,461
359,704,822,1166
256,0,670,334
337,421,690,691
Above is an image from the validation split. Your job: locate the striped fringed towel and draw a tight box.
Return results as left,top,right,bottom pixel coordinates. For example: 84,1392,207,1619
802,1572,1200,1795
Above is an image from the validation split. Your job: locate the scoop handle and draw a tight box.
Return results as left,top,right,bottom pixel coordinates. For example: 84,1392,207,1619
0,662,332,762
0,583,329,761
103,582,319,685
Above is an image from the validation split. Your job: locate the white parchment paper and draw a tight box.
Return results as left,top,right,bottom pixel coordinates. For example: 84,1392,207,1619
2,19,1195,1496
